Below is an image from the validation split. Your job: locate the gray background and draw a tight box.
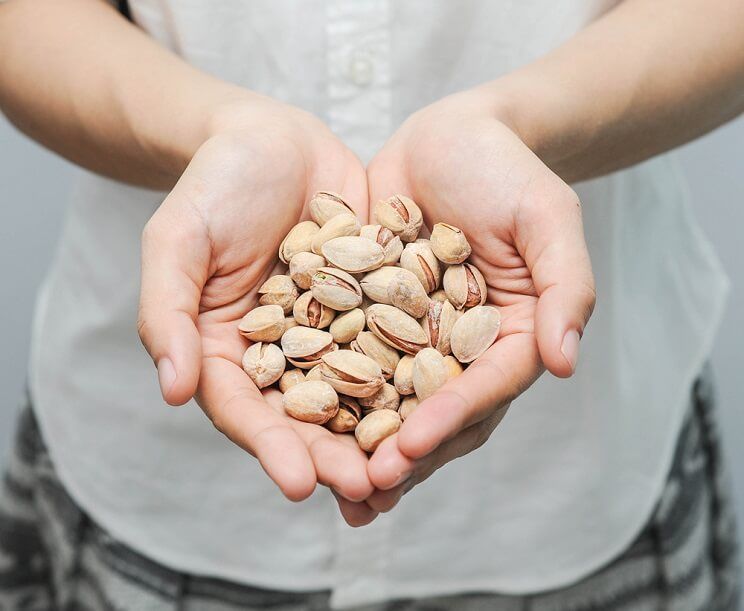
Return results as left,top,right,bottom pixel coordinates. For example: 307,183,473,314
1,114,742,591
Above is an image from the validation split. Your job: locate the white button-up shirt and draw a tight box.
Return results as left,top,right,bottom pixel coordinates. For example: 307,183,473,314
23,1,728,609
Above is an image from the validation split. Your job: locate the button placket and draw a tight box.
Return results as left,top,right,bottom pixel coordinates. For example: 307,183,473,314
326,0,392,164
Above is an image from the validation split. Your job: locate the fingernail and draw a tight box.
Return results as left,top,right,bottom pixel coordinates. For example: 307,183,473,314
560,330,580,374
392,469,413,488
157,358,177,398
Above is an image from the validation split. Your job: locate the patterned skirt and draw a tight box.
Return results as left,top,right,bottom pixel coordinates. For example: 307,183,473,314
0,367,739,611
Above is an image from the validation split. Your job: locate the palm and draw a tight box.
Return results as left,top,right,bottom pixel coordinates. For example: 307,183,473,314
361,102,593,510
141,128,374,511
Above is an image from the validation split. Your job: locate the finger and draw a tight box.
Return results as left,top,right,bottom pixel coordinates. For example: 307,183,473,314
332,490,379,527
294,426,375,503
308,151,370,220
198,356,317,502
519,188,596,378
364,481,410,514
367,433,415,491
397,332,540,460
138,194,209,405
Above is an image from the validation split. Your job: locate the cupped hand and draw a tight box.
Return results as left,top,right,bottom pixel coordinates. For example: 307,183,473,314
363,90,596,512
137,98,377,524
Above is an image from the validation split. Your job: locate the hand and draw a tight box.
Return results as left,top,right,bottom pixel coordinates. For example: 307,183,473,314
362,90,596,513
137,97,376,522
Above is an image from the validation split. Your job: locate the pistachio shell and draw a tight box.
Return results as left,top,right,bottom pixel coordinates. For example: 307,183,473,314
374,195,423,243
399,396,420,421
388,268,430,319
393,355,415,396
366,304,428,355
293,291,336,329
311,213,361,254
442,355,464,380
321,236,385,273
283,317,299,333
329,308,366,344
429,289,449,303
282,380,339,424
278,368,306,393
280,326,336,369
355,410,402,452
430,223,472,264
309,191,355,226
350,331,401,380
443,263,487,310
319,350,385,398
399,240,441,293
359,266,400,304
450,305,501,363
289,251,326,290
258,275,299,315
238,304,286,342
311,267,363,311
305,364,324,381
360,224,404,265
412,348,448,401
326,395,362,432
358,383,400,413
279,221,320,264
420,299,457,355
241,343,286,389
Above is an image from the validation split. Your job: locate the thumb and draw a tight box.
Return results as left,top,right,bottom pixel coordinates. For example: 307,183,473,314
522,188,596,378
138,199,208,405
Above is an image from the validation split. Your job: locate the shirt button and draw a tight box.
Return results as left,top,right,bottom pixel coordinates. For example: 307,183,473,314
348,54,374,87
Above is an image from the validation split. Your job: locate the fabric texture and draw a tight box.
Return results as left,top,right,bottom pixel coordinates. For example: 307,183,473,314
0,369,739,611
23,1,731,606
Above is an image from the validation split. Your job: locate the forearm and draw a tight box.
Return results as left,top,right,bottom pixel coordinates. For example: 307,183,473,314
0,0,250,189
484,0,744,183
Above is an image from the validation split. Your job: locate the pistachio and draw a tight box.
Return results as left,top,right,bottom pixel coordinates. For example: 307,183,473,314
442,355,464,380
311,267,363,311
412,348,448,401
393,355,415,396
319,350,385,398
283,317,299,333
366,304,428,355
360,224,404,265
329,308,365,344
421,299,457,355
282,380,339,424
359,266,400,304
321,236,385,273
355,410,402,453
374,195,423,243
309,191,355,226
430,223,472,264
289,251,326,290
399,396,420,421
350,331,401,380
358,383,400,413
280,326,336,369
429,289,449,304
293,291,336,329
278,221,320,264
443,263,487,310
258,275,299,315
238,304,286,343
450,305,501,363
305,364,324,381
279,368,306,393
399,240,441,293
388,269,430,319
241,343,286,389
326,395,362,433
311,213,361,254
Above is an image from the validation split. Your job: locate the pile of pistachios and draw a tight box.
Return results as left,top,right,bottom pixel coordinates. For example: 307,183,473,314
238,192,501,452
